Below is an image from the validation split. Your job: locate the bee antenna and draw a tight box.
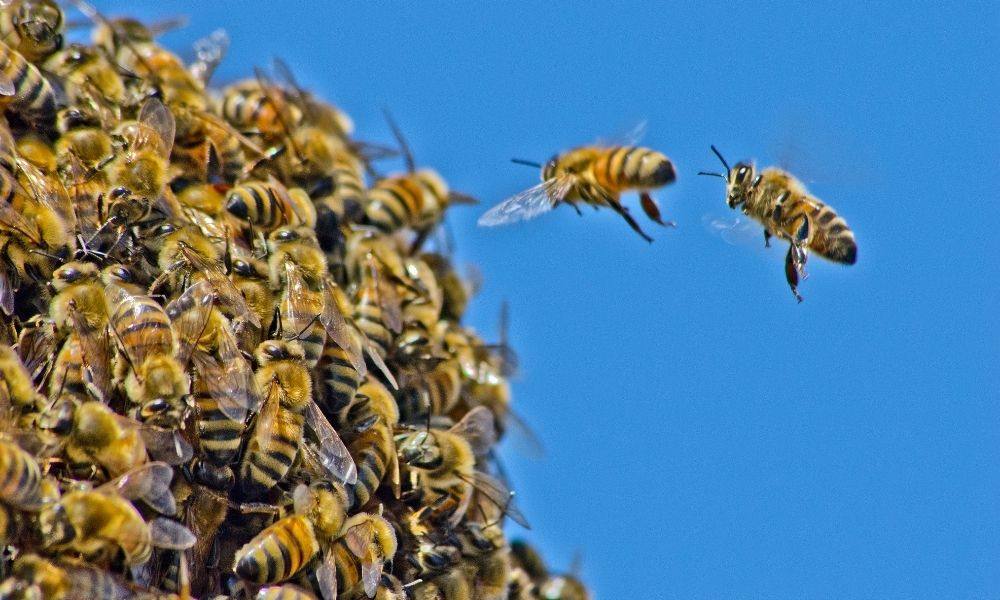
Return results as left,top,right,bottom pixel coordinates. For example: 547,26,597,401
382,108,415,173
709,145,731,174
510,158,542,169
697,171,727,180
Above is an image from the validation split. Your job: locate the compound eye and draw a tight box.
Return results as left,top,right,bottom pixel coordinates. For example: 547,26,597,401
735,167,749,183
112,267,133,281
275,229,298,242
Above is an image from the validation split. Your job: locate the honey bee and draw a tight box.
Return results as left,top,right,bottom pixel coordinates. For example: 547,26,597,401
105,283,189,429
43,43,128,110
65,399,146,478
227,254,275,351
337,378,400,510
478,135,677,242
38,461,195,566
0,553,137,600
509,541,591,600
352,251,403,364
0,343,42,410
0,0,64,64
397,407,528,530
239,340,357,499
47,261,111,395
0,40,56,128
328,512,398,599
106,97,175,204
365,112,476,249
698,146,858,302
225,176,316,234
220,75,304,146
234,482,349,589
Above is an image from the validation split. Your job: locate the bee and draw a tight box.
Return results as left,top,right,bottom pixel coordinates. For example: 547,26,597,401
105,283,189,429
43,43,128,110
478,136,677,242
0,343,42,410
47,261,111,395
0,0,65,64
233,481,349,586
227,254,275,351
397,407,529,530
55,107,116,241
351,250,404,365
328,512,398,599
239,340,357,499
337,378,400,510
220,75,304,146
698,146,858,302
509,541,591,600
0,40,56,128
0,554,136,600
99,262,146,296
106,97,175,203
0,437,44,514
364,112,476,250
397,355,463,424
225,176,316,234
38,461,195,566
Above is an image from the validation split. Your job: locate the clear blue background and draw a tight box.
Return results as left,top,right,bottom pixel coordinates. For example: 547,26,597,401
83,2,999,597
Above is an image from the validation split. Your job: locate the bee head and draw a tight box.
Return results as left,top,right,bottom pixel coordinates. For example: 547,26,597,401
699,145,755,210
541,155,560,181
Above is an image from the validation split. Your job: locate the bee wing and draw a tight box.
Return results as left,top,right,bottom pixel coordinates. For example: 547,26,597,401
191,349,255,422
701,213,764,248
68,303,111,402
101,461,176,515
320,278,366,375
368,254,402,333
281,260,324,339
15,158,76,230
142,426,194,465
364,341,398,390
251,376,282,452
303,400,358,485
472,471,530,529
0,72,14,96
149,516,197,550
0,270,15,317
16,319,55,380
0,201,42,245
138,97,175,159
165,280,215,366
180,243,260,328
449,406,496,457
315,548,339,600
595,120,648,147
477,175,574,226
189,28,229,86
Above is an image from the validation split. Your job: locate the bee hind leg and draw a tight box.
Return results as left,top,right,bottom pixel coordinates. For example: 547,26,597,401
608,200,653,243
639,192,676,228
784,245,804,303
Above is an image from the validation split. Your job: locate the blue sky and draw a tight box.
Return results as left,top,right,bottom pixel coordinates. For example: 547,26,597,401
87,2,998,597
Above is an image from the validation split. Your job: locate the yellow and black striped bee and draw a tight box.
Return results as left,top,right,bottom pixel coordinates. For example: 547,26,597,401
479,134,677,242
225,176,316,235
337,378,400,510
0,40,56,128
699,145,858,302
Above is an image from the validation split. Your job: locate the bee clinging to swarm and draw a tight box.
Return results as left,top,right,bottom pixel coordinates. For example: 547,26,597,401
698,145,857,302
479,129,676,242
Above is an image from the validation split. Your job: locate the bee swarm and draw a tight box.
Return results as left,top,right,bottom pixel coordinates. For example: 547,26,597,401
0,2,588,600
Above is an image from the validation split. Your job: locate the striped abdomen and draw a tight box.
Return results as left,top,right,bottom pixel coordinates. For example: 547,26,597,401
347,423,393,509
49,334,88,402
193,375,244,467
353,279,394,359
591,146,676,193
239,407,304,498
234,514,318,583
278,286,326,369
111,296,173,363
399,359,462,420
365,175,426,232
221,86,301,141
0,440,41,510
782,197,857,264
226,180,296,232
0,42,55,125
315,342,361,417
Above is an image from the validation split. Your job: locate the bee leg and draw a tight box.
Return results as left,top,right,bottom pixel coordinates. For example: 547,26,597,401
784,245,804,303
639,192,676,228
608,200,653,243
763,229,772,248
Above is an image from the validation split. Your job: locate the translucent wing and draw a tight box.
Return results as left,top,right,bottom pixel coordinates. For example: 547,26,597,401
138,97,175,159
0,201,42,245
141,426,194,465
303,400,358,485
595,120,648,148
320,278,367,376
189,28,229,86
472,471,530,529
367,253,402,333
342,518,385,598
449,406,496,457
0,73,14,96
15,158,75,230
191,348,257,422
478,175,575,226
105,283,163,368
701,213,765,248
179,242,260,328
15,317,55,380
101,461,176,515
165,280,215,366
68,303,111,402
281,259,326,342
149,517,196,550
364,341,398,390
251,376,282,456
315,548,338,600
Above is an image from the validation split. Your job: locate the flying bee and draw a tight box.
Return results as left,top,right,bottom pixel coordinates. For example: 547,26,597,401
106,96,175,203
698,145,858,302
478,128,677,242
225,176,316,234
397,407,529,530
365,111,477,251
337,378,401,510
0,40,56,128
239,340,357,499
38,461,196,566
0,0,64,64
234,482,350,588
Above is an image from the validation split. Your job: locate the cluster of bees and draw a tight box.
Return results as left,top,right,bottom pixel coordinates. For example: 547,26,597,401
0,1,590,598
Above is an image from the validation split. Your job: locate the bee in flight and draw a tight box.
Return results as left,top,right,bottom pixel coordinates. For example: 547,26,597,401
698,145,858,302
478,130,677,242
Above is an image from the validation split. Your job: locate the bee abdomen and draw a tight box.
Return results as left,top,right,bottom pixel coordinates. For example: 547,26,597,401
594,146,675,191
0,42,56,125
226,181,286,230
350,425,391,508
0,442,41,510
234,515,318,583
810,206,857,264
316,345,361,416
365,177,422,232
195,396,243,466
